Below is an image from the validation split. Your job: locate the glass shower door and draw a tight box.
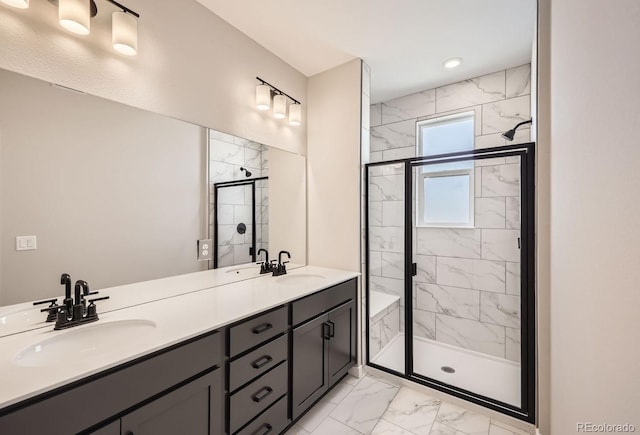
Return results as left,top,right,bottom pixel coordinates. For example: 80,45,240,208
410,152,527,408
365,161,407,374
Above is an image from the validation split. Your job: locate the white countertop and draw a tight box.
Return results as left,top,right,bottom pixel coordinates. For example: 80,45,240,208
0,266,359,410
0,263,305,338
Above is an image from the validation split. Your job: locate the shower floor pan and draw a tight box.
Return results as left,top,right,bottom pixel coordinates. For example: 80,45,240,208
371,333,521,407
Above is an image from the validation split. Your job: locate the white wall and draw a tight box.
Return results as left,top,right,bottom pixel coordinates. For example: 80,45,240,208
0,70,206,305
549,0,640,432
0,0,306,155
307,59,362,272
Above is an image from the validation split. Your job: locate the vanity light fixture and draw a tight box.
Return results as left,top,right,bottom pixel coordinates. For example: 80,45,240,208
0,0,29,9
443,57,463,69
273,94,287,119
256,84,271,111
255,77,302,126
288,103,301,126
59,0,91,35
44,0,140,55
112,8,138,56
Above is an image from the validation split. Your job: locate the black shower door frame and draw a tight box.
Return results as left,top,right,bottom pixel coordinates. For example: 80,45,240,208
212,176,268,269
364,143,536,423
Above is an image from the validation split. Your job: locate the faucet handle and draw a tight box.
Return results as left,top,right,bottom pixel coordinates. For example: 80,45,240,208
33,298,58,307
86,296,109,319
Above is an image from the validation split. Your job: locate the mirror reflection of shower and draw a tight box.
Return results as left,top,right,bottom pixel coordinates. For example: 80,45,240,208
208,130,269,268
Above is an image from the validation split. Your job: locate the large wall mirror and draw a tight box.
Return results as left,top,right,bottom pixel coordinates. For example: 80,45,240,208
0,68,306,331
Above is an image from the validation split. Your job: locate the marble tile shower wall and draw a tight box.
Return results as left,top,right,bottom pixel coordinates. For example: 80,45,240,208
209,130,269,268
368,65,531,362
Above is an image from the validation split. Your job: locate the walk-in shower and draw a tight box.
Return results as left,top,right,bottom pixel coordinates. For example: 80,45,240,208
365,143,535,422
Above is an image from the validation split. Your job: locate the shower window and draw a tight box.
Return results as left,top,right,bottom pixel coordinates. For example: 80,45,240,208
416,112,474,227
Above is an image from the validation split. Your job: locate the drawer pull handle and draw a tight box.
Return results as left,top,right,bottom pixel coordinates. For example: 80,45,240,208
252,386,273,403
327,320,335,338
252,323,273,334
253,423,273,435
322,322,331,340
251,355,274,369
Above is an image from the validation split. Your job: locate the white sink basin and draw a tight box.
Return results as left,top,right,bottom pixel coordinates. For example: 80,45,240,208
14,319,157,368
225,265,259,275
276,273,327,285
0,304,47,337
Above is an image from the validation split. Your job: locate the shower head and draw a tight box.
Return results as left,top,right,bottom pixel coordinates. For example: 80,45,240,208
502,119,533,141
240,167,252,178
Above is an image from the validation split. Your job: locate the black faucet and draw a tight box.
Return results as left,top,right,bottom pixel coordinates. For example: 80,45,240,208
40,278,108,330
272,251,291,276
61,273,73,312
256,249,272,274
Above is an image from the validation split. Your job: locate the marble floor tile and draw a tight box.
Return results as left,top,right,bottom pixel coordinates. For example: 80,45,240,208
342,374,362,386
371,419,415,435
322,380,355,405
285,424,311,435
429,421,467,435
298,400,339,433
382,387,441,434
435,402,491,435
330,376,399,434
490,419,533,435
311,417,362,435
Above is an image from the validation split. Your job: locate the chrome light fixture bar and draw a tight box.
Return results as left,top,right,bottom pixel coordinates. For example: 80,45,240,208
255,77,302,126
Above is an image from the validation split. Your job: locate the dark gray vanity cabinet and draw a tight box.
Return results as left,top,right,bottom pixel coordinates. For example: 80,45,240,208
291,279,357,420
0,332,224,435
120,370,221,435
226,306,290,435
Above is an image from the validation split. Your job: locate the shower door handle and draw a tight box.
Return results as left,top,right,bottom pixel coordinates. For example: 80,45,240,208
411,263,417,277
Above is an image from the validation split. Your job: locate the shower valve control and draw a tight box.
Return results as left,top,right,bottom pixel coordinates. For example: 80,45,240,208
197,239,213,261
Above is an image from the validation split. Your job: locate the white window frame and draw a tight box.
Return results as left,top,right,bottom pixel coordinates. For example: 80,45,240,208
416,111,475,228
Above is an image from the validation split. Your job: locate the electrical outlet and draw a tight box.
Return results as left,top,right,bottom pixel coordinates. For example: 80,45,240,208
197,239,213,261
16,235,37,251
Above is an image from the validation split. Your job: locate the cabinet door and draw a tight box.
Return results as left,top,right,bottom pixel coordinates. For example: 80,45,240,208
291,313,329,420
121,369,222,435
327,301,356,386
89,421,120,435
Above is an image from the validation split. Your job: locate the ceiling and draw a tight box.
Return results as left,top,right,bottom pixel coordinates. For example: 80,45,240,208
195,0,536,103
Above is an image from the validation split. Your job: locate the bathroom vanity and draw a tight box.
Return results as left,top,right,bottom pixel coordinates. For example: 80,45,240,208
0,267,358,435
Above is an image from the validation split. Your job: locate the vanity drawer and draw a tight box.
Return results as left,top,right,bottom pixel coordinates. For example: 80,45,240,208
229,306,288,357
291,278,356,326
229,362,288,434
235,396,288,435
229,334,288,392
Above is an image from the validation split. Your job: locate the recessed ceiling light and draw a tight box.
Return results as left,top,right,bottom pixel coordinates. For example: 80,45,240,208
443,57,463,69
